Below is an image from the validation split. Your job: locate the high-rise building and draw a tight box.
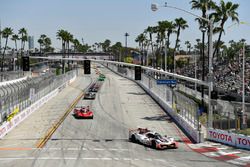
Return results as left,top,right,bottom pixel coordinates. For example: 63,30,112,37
28,36,34,50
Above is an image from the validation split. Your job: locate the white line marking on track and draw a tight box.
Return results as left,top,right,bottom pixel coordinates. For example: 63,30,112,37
101,158,112,160
217,150,241,155
154,159,166,162
217,147,227,150
108,148,118,151
82,158,99,160
236,156,250,161
32,147,129,151
227,159,246,166
0,157,168,162
67,148,79,151
92,148,105,151
203,152,220,157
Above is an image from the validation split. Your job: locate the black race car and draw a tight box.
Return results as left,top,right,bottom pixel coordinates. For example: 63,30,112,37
84,92,96,100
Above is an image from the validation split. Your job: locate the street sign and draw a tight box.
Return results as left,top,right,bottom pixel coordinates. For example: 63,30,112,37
157,79,177,85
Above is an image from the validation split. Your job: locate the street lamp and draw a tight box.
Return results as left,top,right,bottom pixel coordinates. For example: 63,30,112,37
0,20,1,52
242,44,246,129
125,32,129,58
200,26,206,114
151,2,214,128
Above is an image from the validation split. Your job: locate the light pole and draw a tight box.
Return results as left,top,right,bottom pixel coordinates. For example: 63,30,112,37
125,32,129,58
200,26,206,115
0,20,1,67
227,22,250,129
151,2,214,128
242,43,246,129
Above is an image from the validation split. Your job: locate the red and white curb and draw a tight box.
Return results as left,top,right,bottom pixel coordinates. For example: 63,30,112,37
188,142,250,167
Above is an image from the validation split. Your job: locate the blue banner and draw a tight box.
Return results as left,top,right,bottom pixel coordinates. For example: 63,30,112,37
156,79,177,85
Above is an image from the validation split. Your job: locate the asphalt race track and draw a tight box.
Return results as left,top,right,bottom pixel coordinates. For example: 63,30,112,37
0,66,236,167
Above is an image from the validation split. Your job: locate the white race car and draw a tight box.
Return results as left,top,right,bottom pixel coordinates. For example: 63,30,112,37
129,128,178,149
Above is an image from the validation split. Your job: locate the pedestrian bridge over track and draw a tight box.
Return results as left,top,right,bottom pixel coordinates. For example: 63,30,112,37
31,52,115,61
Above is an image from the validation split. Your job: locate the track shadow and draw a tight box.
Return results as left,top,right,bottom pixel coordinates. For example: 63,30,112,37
71,114,93,119
127,92,147,95
142,115,172,122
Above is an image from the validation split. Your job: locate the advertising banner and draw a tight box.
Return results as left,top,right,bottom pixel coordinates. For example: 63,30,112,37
208,128,250,150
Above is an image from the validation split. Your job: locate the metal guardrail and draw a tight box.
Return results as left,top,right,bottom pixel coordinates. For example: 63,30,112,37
0,70,76,124
0,71,25,82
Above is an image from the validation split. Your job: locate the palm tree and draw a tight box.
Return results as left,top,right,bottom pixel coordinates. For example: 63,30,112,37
102,39,111,52
173,18,189,52
37,38,43,53
38,34,46,53
185,41,191,54
72,39,80,52
190,0,216,91
157,21,171,68
63,31,73,70
190,0,215,24
211,0,239,58
66,32,73,53
152,26,159,50
135,33,146,65
110,42,122,61
164,21,176,70
57,29,68,73
165,21,175,49
11,34,19,51
56,29,66,53
145,26,155,67
11,34,19,70
173,17,188,72
18,28,28,57
1,27,13,72
44,37,52,52
157,21,166,49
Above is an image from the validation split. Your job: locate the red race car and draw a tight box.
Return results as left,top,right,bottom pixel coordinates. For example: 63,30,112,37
73,106,93,119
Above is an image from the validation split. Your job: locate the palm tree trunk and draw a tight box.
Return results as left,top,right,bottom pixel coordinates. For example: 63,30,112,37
141,42,144,66
173,28,180,72
213,23,224,58
1,38,8,72
67,41,70,70
15,41,17,51
150,34,154,67
23,41,25,55
166,33,171,71
13,40,17,71
62,41,65,74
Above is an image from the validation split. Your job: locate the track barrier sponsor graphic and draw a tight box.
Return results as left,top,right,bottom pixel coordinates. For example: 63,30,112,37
208,128,250,150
